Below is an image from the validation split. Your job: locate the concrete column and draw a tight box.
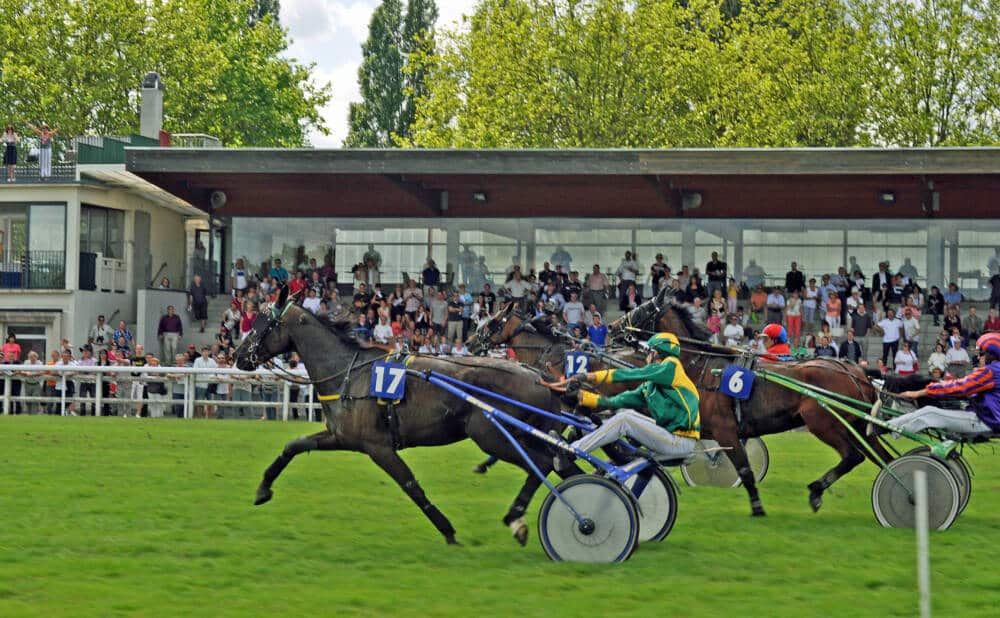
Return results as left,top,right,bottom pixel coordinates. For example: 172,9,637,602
64,194,81,291
521,220,536,272
681,223,696,270
445,222,459,282
926,223,945,289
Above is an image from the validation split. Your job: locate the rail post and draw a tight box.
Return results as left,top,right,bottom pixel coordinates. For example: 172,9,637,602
184,374,195,419
914,470,931,618
95,373,103,416
281,381,291,422
2,374,10,415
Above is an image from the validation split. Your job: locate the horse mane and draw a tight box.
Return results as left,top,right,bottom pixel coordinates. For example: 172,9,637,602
314,307,368,346
665,302,714,342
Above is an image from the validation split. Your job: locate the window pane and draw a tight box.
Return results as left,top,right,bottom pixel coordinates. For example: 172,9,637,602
850,230,927,245
636,229,682,244
107,210,125,259
28,204,65,252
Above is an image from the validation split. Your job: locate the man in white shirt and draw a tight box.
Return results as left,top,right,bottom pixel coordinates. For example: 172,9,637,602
562,291,585,329
53,348,78,416
451,339,470,357
505,271,530,309
723,313,745,347
875,308,903,369
302,289,322,314
88,315,114,353
901,307,921,357
945,339,971,377
192,347,218,418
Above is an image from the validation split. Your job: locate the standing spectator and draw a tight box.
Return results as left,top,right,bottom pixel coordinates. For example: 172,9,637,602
726,278,739,315
784,262,805,295
785,290,802,345
422,259,441,287
965,307,983,341
541,282,565,312
748,285,767,328
53,348,77,415
989,270,1000,311
705,252,727,298
824,290,842,329
429,290,449,336
875,308,903,368
650,254,669,295
43,350,59,414
269,259,289,284
19,350,43,414
926,286,945,326
505,270,530,310
213,354,231,419
2,350,22,414
257,361,279,421
95,349,114,416
2,332,22,361
481,284,497,314
845,289,862,314
616,251,639,298
373,314,393,344
403,279,424,321
894,341,918,376
222,299,242,332
871,261,892,295
445,291,465,343
457,284,474,339
188,274,209,333
128,344,148,417
26,122,58,180
2,124,17,182
88,314,114,353
838,329,863,363
802,278,820,330
192,347,217,418
171,353,191,417
240,301,257,342
765,287,786,325
585,264,610,315
231,360,253,418
75,345,97,415
144,356,169,418
901,306,921,357
231,258,249,297
157,305,184,361
562,291,585,330
742,260,767,290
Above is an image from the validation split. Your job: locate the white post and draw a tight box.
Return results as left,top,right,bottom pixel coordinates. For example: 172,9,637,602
914,469,931,618
281,381,291,422
2,375,10,415
95,373,103,416
184,374,194,419
60,382,67,416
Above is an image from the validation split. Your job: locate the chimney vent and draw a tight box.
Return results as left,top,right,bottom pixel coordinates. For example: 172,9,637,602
140,72,164,140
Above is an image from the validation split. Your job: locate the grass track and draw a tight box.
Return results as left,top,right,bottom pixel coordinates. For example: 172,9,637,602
2,416,999,617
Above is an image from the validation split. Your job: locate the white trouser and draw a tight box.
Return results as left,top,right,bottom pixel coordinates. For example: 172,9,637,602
147,393,168,418
888,405,993,437
571,409,696,460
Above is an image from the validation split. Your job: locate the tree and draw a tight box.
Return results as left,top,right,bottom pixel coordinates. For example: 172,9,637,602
344,0,438,146
0,0,330,146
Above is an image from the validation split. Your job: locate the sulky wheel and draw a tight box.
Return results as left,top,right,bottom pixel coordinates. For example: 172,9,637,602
903,446,972,515
871,454,961,531
623,466,678,543
681,438,769,487
538,475,639,563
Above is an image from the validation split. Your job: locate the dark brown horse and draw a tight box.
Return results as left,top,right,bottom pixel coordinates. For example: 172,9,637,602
234,289,578,546
610,289,895,515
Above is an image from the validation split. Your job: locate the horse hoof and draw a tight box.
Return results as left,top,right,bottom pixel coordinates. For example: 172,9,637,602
751,506,767,517
510,517,529,546
254,488,273,506
445,536,461,546
809,495,823,512
472,464,488,474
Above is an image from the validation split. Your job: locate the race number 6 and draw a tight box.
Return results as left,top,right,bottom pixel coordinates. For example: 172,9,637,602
727,370,744,394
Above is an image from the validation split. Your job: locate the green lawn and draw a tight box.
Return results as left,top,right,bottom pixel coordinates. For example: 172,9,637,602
1,416,998,617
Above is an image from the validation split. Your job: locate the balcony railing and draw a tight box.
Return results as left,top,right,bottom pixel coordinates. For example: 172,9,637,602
0,251,66,289
4,137,77,184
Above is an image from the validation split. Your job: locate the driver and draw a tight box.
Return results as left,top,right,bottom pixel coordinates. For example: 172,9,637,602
551,333,700,467
760,323,793,361
890,333,1000,437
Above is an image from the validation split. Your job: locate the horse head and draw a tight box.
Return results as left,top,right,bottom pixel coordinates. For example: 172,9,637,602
235,286,295,370
609,285,677,341
468,302,525,354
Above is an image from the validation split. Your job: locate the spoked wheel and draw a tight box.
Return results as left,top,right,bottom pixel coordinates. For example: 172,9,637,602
903,446,972,515
623,466,678,543
538,475,639,563
871,454,961,530
680,438,769,487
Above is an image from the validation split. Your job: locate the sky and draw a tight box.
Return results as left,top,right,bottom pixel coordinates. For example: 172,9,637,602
280,0,471,148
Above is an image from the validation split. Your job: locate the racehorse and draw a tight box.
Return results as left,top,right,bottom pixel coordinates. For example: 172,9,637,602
234,288,577,546
608,288,896,516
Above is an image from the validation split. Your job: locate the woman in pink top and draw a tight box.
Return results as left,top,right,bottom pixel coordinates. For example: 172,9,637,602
825,294,842,330
240,301,256,341
2,333,22,361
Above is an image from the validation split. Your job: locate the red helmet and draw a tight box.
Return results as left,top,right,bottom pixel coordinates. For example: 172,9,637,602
762,323,787,344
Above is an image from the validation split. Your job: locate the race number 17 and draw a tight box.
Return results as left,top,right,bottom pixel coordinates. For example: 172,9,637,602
371,362,407,399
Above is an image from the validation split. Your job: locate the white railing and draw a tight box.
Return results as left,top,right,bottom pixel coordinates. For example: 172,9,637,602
0,365,322,421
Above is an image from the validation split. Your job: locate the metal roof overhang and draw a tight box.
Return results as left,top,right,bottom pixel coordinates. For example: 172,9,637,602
125,148,1000,219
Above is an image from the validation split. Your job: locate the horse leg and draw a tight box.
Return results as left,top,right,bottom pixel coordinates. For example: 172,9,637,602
708,404,765,516
254,430,330,505
502,474,543,546
367,447,459,545
800,403,866,512
473,455,499,474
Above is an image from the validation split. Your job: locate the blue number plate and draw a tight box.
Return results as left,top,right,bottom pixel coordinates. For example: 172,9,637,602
564,352,589,377
371,362,407,399
720,365,754,400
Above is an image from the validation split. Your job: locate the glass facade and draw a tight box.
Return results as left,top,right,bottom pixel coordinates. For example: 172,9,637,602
80,204,125,259
0,202,66,289
229,217,1000,298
